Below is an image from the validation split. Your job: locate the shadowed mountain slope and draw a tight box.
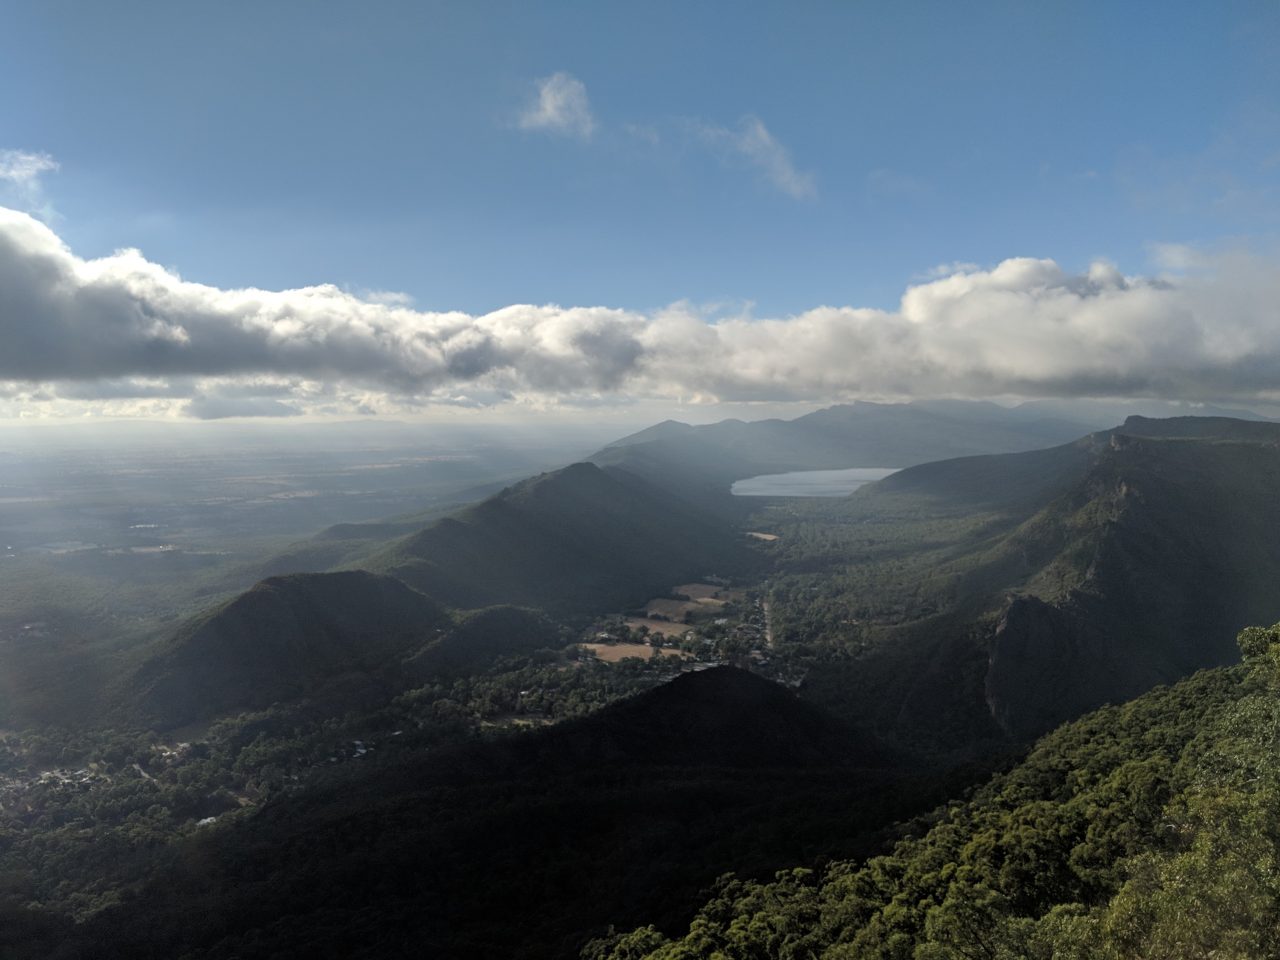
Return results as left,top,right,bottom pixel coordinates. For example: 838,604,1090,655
404,604,564,679
981,422,1280,737
131,571,449,727
368,461,755,615
786,416,1280,746
458,665,890,773
593,628,1280,960
74,669,937,960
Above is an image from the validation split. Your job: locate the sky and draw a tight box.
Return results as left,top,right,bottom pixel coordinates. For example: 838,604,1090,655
1,0,1279,422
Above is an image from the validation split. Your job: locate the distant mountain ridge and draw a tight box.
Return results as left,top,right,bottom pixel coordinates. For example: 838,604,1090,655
131,410,1280,736
589,400,1112,503
814,415,1280,744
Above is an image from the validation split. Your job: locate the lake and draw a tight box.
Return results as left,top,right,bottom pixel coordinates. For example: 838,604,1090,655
731,467,899,497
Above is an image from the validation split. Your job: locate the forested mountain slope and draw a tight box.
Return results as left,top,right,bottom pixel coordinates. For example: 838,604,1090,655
368,461,755,614
764,416,1280,747
129,571,450,727
590,623,1280,959
114,401,1119,730
54,669,947,960
117,449,757,732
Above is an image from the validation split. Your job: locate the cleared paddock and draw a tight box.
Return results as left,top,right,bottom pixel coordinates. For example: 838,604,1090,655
581,642,689,662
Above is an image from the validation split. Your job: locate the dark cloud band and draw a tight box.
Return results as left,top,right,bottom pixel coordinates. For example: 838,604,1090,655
2,207,1279,416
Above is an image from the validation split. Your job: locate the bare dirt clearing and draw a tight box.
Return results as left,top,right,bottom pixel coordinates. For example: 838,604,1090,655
644,599,703,620
581,642,689,662
673,583,733,607
623,617,693,637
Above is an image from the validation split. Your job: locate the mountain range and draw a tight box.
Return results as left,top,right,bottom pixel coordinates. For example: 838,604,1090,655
123,411,1280,745
12,403,1280,959
792,415,1280,747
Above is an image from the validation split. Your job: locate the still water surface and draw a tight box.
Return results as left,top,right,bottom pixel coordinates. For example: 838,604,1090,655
731,467,899,497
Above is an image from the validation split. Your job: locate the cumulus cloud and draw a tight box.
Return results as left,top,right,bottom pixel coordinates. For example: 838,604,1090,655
4,206,1280,417
697,116,816,199
518,72,595,139
358,288,416,307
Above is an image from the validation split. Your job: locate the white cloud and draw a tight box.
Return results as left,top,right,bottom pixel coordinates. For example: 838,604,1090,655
358,288,416,307
697,116,815,199
0,149,59,219
4,206,1280,417
917,260,981,280
518,72,595,140
0,150,58,185
1149,243,1207,271
514,83,813,202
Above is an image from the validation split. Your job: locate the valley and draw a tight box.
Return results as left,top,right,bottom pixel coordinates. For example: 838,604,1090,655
3,403,1280,958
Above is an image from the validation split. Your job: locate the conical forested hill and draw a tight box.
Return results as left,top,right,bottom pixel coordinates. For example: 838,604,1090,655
130,570,450,727
368,461,755,614
59,669,934,960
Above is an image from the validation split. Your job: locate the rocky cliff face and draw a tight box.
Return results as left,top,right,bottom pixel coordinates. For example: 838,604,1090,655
985,594,1146,741
981,431,1277,740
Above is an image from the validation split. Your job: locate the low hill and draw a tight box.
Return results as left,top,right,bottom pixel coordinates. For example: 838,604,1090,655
457,666,889,773
405,604,564,678
368,462,755,615
71,669,934,960
591,624,1280,959
130,571,449,727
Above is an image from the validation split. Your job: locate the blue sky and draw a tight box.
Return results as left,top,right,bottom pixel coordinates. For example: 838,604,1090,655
5,0,1276,314
1,1,1279,419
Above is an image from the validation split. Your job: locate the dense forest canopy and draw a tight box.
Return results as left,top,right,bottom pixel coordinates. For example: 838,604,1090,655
587,624,1280,959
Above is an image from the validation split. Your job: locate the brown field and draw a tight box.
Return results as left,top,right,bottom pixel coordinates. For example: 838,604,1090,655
644,598,702,620
673,583,746,606
624,616,693,637
582,642,689,662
